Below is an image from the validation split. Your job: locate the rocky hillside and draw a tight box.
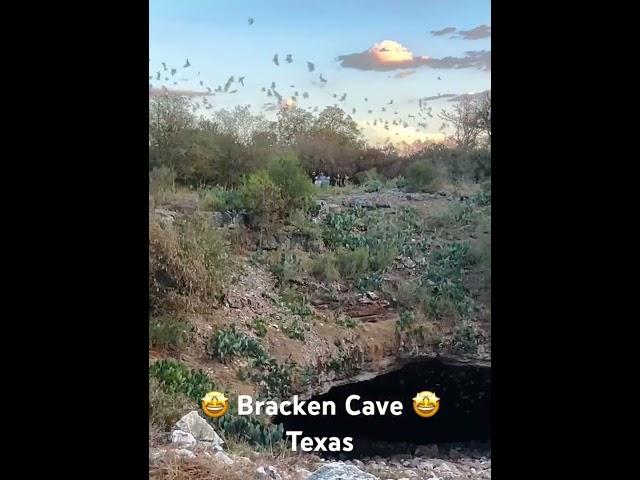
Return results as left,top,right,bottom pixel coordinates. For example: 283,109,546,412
149,181,491,479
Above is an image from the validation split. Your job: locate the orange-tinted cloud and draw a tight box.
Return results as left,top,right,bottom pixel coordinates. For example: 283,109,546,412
337,40,430,71
337,41,490,71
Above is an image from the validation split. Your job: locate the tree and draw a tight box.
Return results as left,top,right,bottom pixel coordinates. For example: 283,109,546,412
212,105,269,146
475,91,491,146
149,95,194,149
313,106,361,145
439,96,482,150
276,106,314,146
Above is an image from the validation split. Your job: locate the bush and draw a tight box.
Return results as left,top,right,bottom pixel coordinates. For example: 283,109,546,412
149,377,194,432
252,317,268,337
200,186,245,211
268,251,304,288
207,325,268,363
364,178,384,192
217,413,284,448
451,322,479,353
149,214,229,313
240,170,284,236
267,152,313,215
420,242,475,318
396,310,415,332
405,161,441,193
149,166,176,195
283,317,306,340
149,359,214,401
149,315,191,350
279,288,312,317
336,247,369,280
311,253,341,283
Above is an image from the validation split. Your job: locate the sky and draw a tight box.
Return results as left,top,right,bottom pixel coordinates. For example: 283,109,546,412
149,0,491,146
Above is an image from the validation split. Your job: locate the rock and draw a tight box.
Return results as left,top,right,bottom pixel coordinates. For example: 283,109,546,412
342,197,374,209
295,468,312,479
401,257,416,269
308,462,377,480
365,291,378,300
256,465,283,480
352,459,364,468
390,454,412,462
175,448,196,459
174,411,224,448
170,429,197,447
149,448,165,461
213,451,234,465
375,200,391,208
415,444,439,457
212,211,226,227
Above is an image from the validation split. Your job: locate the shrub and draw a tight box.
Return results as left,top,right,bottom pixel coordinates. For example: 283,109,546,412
364,178,384,192
268,252,304,287
451,322,479,353
311,253,341,283
149,377,194,432
336,247,369,280
421,242,475,318
405,161,441,193
336,315,359,328
252,317,268,337
259,359,296,398
240,170,284,231
394,280,421,309
149,315,191,350
283,317,306,340
149,214,229,313
354,271,383,291
149,166,176,195
206,325,268,363
367,240,398,272
149,359,214,401
200,186,245,211
396,310,415,332
217,413,284,448
267,152,313,215
279,288,312,317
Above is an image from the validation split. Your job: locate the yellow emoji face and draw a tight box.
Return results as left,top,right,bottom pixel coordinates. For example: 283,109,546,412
412,391,440,418
201,391,229,418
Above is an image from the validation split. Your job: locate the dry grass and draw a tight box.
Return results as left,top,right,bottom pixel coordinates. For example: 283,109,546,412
149,213,230,314
150,455,256,480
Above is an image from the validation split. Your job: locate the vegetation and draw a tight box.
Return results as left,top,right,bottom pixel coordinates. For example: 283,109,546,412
206,325,268,363
149,314,191,350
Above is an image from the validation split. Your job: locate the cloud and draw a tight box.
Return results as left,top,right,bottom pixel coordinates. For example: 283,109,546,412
149,87,212,98
394,70,417,79
431,27,457,36
337,40,490,72
454,25,491,40
447,90,490,102
337,40,430,71
420,94,458,102
426,50,490,71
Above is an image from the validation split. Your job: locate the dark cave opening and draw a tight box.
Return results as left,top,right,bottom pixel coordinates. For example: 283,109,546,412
275,359,491,457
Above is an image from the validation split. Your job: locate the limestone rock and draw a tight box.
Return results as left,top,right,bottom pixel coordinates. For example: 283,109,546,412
308,462,377,480
174,411,224,448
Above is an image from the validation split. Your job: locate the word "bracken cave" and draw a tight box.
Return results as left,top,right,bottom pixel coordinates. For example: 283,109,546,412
238,395,404,416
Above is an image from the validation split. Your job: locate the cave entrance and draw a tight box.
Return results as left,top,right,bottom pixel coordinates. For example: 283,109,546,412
275,358,491,458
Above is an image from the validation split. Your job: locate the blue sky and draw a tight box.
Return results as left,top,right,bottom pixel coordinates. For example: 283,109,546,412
149,0,491,145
